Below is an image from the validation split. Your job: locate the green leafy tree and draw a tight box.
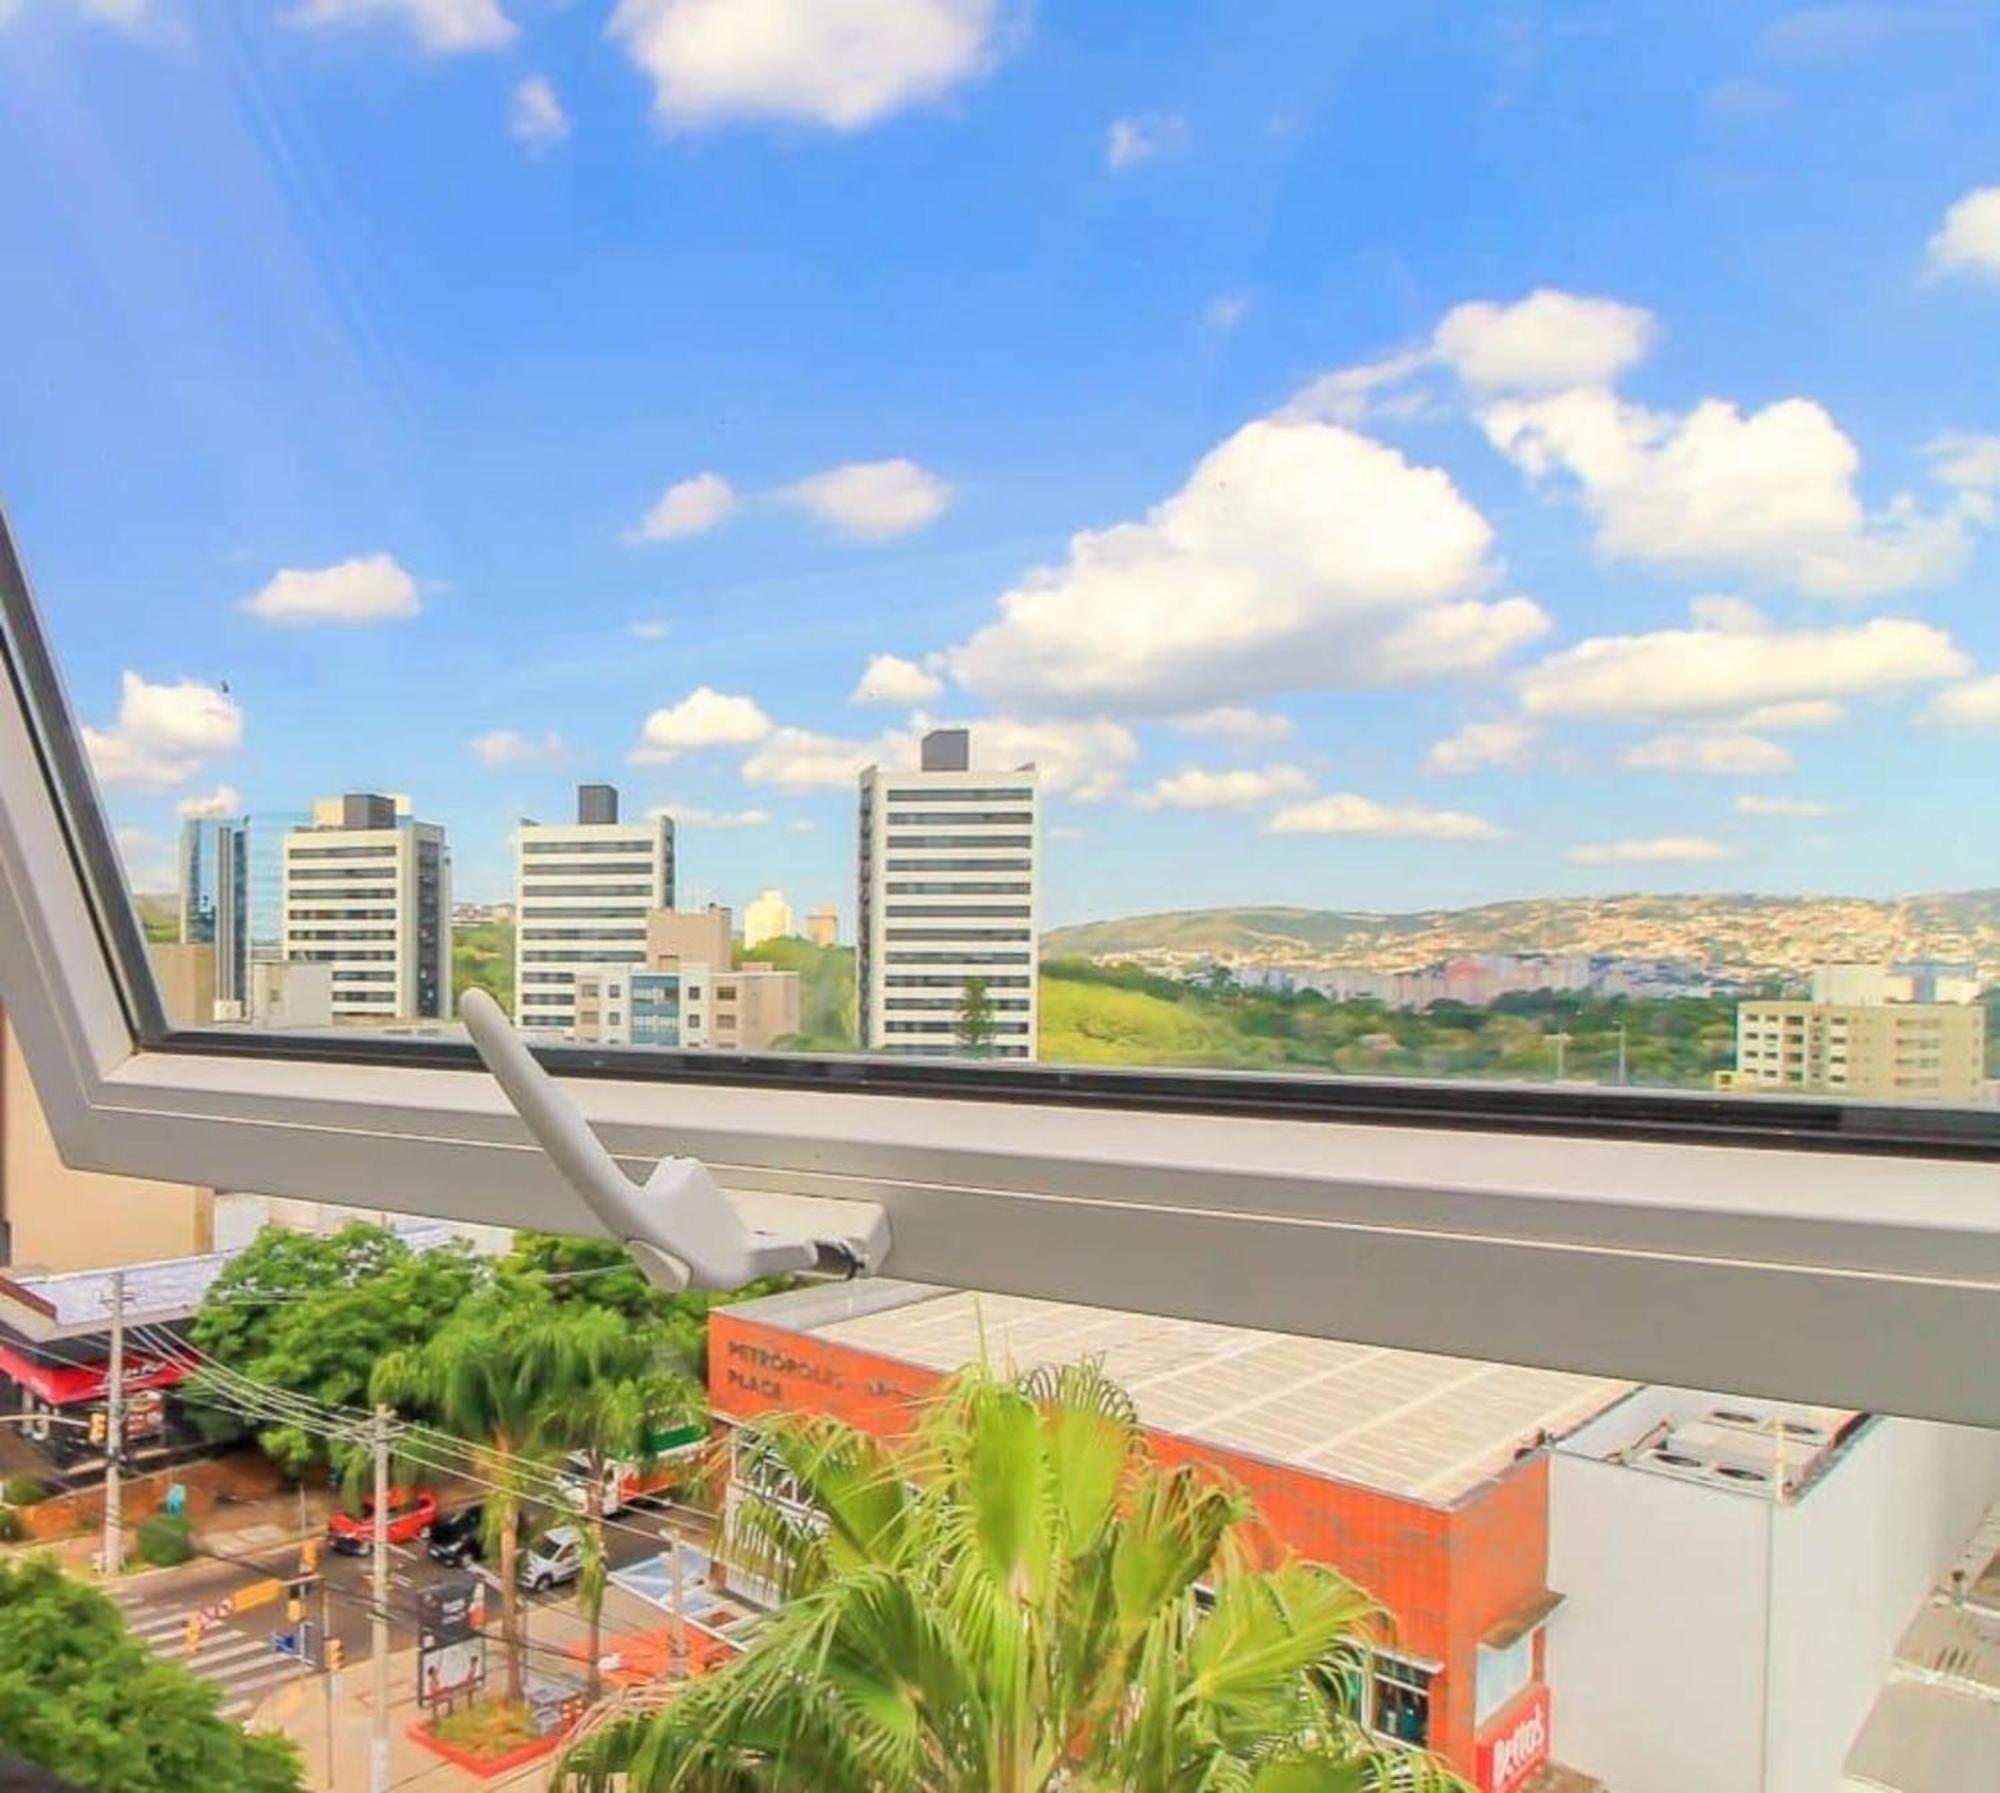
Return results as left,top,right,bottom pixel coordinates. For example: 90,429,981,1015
502,1231,794,1381
0,1556,301,1792
956,975,995,1057
561,1363,1464,1793
190,1225,486,1475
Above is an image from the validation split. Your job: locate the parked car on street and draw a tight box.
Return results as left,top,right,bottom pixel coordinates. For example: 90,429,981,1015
327,1485,438,1554
426,1502,485,1566
519,1525,583,1593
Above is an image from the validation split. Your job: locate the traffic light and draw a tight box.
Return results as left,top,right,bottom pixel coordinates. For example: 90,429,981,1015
287,1595,304,1623
300,1538,320,1575
88,1409,108,1448
183,1617,202,1655
325,1637,345,1672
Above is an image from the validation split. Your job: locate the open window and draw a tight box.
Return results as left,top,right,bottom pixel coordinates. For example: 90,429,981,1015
0,6,1996,1435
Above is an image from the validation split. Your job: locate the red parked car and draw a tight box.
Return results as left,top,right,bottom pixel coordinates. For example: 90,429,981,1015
326,1486,438,1554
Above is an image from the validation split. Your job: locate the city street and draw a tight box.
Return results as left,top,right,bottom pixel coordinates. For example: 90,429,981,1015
105,1493,683,1725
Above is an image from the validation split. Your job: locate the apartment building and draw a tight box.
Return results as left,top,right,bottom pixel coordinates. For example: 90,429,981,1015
512,784,674,1038
281,793,450,1025
857,726,1039,1060
743,887,794,949
1721,964,1987,1102
805,903,839,947
571,905,800,1052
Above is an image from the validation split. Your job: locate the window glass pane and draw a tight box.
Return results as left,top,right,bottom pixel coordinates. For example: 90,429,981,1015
2,6,1996,1128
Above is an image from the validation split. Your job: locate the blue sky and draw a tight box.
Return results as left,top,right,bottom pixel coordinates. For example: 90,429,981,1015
1,0,1996,925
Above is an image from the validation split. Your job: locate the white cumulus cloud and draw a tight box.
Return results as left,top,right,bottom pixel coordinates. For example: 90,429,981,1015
1923,675,2000,730
784,459,950,539
1566,836,1734,865
1169,706,1294,745
628,618,672,641
1517,615,1968,721
629,472,736,542
470,728,567,768
946,417,1546,715
178,783,243,820
1736,794,1828,817
284,0,516,53
1482,386,1974,597
850,653,943,705
1425,717,1537,773
649,802,772,828
1137,765,1312,811
240,553,422,625
1927,186,2000,282
84,673,244,790
1726,699,1845,731
608,0,1004,131
632,687,773,763
1266,793,1506,840
1432,289,1658,393
1106,114,1187,171
511,76,570,152
742,713,1137,800
1620,732,1793,776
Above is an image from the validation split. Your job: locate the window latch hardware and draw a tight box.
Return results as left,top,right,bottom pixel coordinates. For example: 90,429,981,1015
460,989,888,1292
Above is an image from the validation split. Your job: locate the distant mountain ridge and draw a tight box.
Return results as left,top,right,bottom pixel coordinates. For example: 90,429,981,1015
1044,892,2000,979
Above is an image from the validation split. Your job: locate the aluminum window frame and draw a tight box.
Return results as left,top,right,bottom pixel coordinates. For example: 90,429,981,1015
3,507,1998,1426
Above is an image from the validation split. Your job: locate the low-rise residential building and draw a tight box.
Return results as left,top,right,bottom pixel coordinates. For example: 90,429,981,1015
571,904,800,1052
1721,965,1987,1102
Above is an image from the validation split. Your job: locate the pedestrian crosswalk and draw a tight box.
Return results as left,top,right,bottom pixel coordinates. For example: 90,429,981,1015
114,1588,311,1721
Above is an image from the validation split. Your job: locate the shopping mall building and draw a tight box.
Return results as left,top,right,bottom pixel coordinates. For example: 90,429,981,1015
708,1280,2000,1793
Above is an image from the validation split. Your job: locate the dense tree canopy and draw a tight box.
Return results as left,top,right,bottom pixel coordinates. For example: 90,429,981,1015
189,1223,486,1473
0,1557,300,1793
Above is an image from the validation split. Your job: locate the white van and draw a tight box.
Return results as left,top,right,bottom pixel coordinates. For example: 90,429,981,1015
519,1525,583,1593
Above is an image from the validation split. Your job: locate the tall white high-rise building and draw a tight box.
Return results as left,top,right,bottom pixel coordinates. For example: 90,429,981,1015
281,793,450,1024
512,784,674,1038
743,887,794,949
857,727,1039,1060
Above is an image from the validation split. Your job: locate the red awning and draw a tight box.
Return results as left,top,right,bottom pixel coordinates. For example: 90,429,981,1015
0,1342,188,1407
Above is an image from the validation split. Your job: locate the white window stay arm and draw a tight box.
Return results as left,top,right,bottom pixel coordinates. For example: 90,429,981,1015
459,989,888,1291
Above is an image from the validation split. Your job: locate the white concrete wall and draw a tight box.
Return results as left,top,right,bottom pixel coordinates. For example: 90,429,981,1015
1766,1418,2000,1793
1548,1450,1771,1793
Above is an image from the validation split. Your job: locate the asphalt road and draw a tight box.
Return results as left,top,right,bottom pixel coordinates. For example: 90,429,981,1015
116,1496,678,1714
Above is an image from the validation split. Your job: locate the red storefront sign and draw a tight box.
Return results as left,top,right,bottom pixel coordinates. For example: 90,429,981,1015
0,1343,187,1407
1476,1685,1551,1793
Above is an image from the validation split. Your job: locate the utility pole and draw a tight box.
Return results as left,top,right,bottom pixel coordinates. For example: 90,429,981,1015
101,1269,125,1578
370,1405,392,1793
1616,1023,1629,1087
1550,1030,1572,1082
321,1571,337,1793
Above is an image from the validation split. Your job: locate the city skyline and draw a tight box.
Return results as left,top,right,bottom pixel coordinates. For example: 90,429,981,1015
2,5,1997,926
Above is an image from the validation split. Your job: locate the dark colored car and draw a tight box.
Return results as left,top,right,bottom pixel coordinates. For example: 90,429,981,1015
427,1502,486,1567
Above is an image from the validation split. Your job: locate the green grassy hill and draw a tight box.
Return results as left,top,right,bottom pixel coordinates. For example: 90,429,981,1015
1039,959,1739,1087
452,920,514,1014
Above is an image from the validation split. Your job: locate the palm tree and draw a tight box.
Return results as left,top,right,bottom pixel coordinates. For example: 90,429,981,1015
561,1362,1466,1792
541,1311,702,1702
373,1295,615,1704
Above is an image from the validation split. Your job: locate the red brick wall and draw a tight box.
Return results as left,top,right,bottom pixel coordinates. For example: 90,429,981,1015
1441,1456,1550,1770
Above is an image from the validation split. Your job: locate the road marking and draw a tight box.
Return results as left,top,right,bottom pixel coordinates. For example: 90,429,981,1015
128,1609,198,1640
